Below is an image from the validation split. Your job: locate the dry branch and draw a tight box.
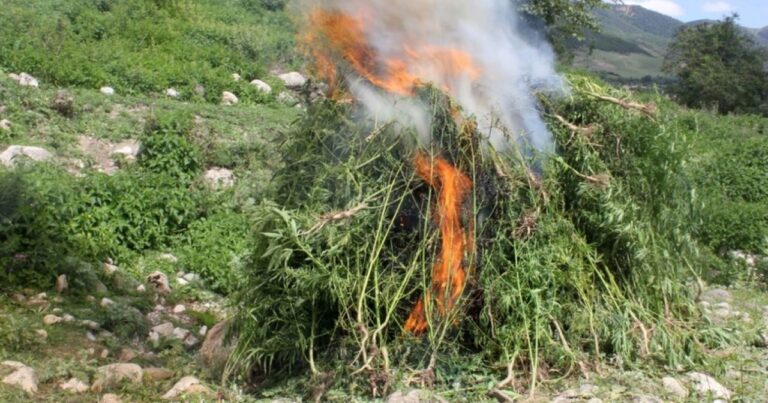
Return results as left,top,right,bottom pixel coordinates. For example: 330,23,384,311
302,203,368,235
586,92,658,121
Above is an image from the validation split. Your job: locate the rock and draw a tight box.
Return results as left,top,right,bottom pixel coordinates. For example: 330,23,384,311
10,293,26,304
60,377,89,393
136,284,146,293
62,314,75,322
165,88,180,98
44,314,63,326
27,292,48,307
111,140,140,160
86,331,97,342
159,253,178,263
100,298,115,307
221,91,238,106
81,320,100,330
147,271,171,294
200,320,235,375
118,348,136,362
250,79,272,94
277,91,298,106
95,280,109,295
1,362,38,395
55,274,68,293
183,335,200,348
687,372,731,400
143,367,174,382
232,73,242,82
278,72,307,89
199,325,208,337
100,393,122,403
700,288,732,303
100,349,110,359
0,146,53,167
10,73,39,87
173,304,186,314
662,376,689,398
104,262,118,275
172,327,191,341
100,86,115,96
632,396,662,403
182,273,201,283
91,363,143,392
204,167,235,188
386,390,430,403
35,329,48,340
177,277,190,286
0,119,10,131
162,376,212,400
152,322,175,339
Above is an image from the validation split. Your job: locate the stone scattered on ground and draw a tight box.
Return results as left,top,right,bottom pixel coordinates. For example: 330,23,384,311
199,325,208,337
686,372,731,400
277,91,298,106
147,271,171,294
386,389,432,403
200,320,234,373
0,119,10,131
250,79,272,94
55,274,68,293
100,86,115,96
221,91,238,106
661,376,689,398
159,253,179,263
277,72,307,89
60,377,89,393
232,73,241,82
77,136,141,175
700,288,732,303
81,320,100,330
1,361,38,395
183,273,201,283
144,367,174,382
118,348,137,362
43,314,63,326
9,72,39,87
91,363,143,392
100,393,122,403
0,145,54,167
35,329,48,340
162,376,212,400
104,262,119,275
173,304,186,314
204,167,235,188
101,298,115,307
165,88,180,98
151,322,175,340
51,90,75,117
136,284,146,293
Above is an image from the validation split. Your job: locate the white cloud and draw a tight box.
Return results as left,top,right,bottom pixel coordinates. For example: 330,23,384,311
622,0,685,18
702,1,733,13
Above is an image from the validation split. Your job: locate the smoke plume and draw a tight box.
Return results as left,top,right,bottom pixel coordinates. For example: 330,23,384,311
297,0,564,152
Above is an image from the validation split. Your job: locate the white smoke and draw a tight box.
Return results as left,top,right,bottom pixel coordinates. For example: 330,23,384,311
300,0,565,153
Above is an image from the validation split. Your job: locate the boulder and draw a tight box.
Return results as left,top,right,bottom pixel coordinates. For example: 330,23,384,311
1,361,38,395
162,376,212,400
91,363,143,392
143,367,174,382
204,167,235,188
278,72,307,88
10,73,39,87
662,376,689,398
173,304,186,314
147,271,171,294
100,87,115,96
200,320,235,376
60,378,89,393
221,91,238,106
0,146,53,167
100,298,115,307
687,372,731,400
250,79,272,94
43,314,63,326
165,88,180,98
151,322,176,339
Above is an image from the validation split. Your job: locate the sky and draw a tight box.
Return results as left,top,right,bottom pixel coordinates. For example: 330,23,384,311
619,0,767,28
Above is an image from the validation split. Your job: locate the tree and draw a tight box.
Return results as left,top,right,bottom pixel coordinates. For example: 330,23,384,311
663,16,768,115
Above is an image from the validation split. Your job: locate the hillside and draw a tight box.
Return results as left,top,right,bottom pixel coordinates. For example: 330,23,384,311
571,5,767,81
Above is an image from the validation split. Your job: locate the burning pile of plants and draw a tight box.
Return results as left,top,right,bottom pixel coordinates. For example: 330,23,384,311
229,0,721,398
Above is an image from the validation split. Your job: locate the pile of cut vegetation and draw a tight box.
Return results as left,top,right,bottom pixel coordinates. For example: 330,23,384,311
229,74,723,398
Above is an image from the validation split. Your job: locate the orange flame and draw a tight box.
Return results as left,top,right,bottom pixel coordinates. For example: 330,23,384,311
301,9,481,97
405,152,474,335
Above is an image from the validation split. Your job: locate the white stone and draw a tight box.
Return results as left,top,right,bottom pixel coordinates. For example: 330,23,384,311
104,263,118,274
91,363,143,392
221,91,238,106
100,394,122,403
136,284,146,293
0,119,10,131
700,288,732,303
172,327,191,341
232,73,241,82
35,329,48,340
86,331,97,342
100,298,115,307
687,372,731,400
60,377,89,393
165,88,180,98
0,146,53,167
277,91,298,106
55,274,68,293
204,167,235,188
278,72,307,88
152,322,175,339
11,73,39,87
662,377,688,398
173,304,186,314
43,314,63,326
159,253,178,263
183,335,199,348
81,320,100,330
111,140,140,160
250,79,272,94
147,271,171,294
162,376,211,400
199,326,208,337
177,277,189,286
100,87,115,96
183,272,201,283
1,362,38,394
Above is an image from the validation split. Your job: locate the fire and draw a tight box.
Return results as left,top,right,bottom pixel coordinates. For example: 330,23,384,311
405,152,474,335
301,9,481,97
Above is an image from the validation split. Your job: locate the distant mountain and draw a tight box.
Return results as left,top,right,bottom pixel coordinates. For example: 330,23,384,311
569,5,767,81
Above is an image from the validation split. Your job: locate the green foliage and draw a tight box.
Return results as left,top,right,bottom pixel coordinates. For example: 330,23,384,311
230,77,713,392
140,112,202,182
663,16,768,115
0,0,296,100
